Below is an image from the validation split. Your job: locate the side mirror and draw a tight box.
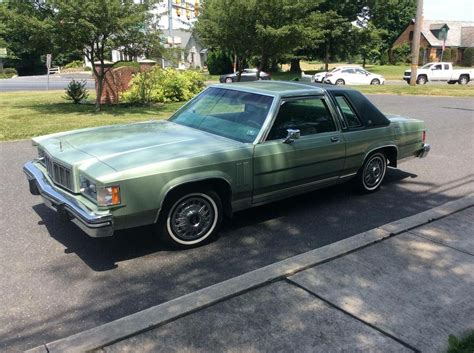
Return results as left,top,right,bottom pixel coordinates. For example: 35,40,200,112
283,129,300,144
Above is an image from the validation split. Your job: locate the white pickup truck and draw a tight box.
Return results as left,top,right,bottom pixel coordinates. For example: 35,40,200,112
403,62,473,85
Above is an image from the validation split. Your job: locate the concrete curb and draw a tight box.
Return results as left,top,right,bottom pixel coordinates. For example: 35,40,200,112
26,195,473,353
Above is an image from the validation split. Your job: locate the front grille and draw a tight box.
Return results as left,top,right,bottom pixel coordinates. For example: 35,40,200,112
404,71,410,76
39,150,73,191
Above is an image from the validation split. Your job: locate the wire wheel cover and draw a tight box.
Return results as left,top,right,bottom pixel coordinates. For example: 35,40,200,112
364,155,385,188
170,196,215,240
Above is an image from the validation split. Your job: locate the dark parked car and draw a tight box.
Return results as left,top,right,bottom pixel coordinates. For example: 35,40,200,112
219,69,271,83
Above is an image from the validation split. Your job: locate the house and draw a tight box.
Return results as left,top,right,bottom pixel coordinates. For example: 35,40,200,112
392,20,474,64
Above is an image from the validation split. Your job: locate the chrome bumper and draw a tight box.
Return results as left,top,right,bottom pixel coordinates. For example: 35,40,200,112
23,162,114,237
417,143,431,158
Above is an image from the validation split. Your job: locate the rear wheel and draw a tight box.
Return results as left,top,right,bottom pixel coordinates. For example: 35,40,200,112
356,152,387,193
157,190,223,249
370,78,380,85
458,75,469,85
335,79,345,85
225,77,233,83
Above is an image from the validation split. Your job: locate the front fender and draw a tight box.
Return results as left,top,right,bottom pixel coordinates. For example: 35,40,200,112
154,170,234,222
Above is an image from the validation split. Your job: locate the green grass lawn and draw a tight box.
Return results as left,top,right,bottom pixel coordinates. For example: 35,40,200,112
0,91,184,141
1,85,472,142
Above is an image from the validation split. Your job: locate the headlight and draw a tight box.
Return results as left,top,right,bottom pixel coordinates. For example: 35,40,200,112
80,175,120,206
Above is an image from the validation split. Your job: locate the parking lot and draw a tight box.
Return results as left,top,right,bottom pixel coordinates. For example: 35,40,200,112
0,94,473,352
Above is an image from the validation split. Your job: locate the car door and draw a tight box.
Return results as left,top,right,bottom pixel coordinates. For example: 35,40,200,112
241,69,257,82
252,96,345,204
430,63,444,80
355,69,369,84
341,68,356,84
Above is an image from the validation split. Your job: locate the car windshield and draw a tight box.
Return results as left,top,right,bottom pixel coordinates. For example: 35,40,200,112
169,87,274,143
421,63,433,69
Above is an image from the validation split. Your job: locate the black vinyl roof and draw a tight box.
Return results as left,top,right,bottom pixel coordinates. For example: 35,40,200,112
310,83,391,127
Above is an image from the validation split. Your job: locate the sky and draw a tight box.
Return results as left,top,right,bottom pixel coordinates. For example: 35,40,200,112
423,0,474,21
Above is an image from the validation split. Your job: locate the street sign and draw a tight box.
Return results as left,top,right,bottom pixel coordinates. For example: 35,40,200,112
0,48,7,58
46,54,52,69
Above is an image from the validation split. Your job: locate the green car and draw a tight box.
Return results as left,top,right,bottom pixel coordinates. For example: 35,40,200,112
24,82,430,248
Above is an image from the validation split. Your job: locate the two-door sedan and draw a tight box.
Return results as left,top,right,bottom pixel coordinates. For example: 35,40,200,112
24,82,430,248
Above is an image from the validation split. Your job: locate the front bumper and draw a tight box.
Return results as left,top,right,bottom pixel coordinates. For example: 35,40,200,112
417,143,431,158
23,161,114,237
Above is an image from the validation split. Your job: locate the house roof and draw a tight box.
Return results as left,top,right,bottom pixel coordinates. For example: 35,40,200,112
420,20,474,47
461,27,474,47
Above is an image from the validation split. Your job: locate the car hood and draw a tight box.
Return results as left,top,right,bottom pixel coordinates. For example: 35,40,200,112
35,121,244,172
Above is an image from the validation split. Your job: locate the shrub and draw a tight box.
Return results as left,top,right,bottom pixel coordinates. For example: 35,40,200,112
113,61,140,70
2,68,18,75
379,51,389,65
206,50,233,75
390,44,411,64
461,48,474,67
64,79,89,104
64,60,84,69
121,67,205,105
442,48,452,62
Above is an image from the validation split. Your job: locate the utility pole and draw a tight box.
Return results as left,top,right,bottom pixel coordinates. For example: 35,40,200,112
410,0,423,86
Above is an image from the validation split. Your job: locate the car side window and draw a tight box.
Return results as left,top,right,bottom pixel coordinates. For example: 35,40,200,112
267,98,336,140
335,96,363,128
444,64,449,70
433,64,442,70
342,69,354,74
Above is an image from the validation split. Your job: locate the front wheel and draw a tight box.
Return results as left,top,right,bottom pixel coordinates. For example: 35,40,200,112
356,152,387,193
158,190,223,249
370,78,380,85
416,75,427,85
225,77,233,83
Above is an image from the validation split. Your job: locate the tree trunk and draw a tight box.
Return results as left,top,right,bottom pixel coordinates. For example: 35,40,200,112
324,44,330,72
289,58,301,73
362,54,366,68
95,75,103,111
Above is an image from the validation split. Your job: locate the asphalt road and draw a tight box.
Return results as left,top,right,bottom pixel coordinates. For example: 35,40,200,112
1,95,473,352
0,73,95,91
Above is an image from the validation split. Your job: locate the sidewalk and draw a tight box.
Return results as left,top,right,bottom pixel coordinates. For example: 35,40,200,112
28,196,473,353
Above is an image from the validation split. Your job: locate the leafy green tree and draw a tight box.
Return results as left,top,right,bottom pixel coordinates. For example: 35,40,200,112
194,0,258,80
306,10,352,71
354,24,386,67
51,0,158,110
0,1,54,75
367,0,416,59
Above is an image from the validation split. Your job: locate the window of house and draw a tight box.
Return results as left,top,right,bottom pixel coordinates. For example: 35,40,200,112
266,98,336,140
436,49,443,59
335,96,363,128
409,31,414,40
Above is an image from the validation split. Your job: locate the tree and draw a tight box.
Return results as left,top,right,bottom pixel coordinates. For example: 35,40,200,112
0,1,55,75
51,0,158,110
252,0,309,77
367,0,416,59
306,10,352,71
354,24,386,67
194,0,258,80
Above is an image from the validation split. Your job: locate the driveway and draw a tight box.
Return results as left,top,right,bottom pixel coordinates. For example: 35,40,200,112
0,95,473,352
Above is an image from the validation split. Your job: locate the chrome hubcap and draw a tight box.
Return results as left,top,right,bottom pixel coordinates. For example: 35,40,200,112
364,156,385,188
170,197,214,240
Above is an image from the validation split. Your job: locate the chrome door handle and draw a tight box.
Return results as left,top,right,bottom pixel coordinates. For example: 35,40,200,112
330,136,340,142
